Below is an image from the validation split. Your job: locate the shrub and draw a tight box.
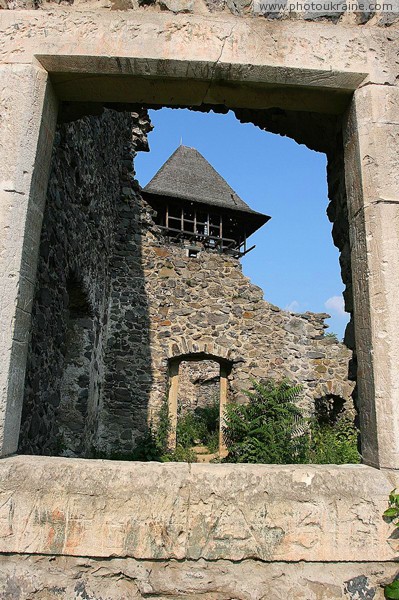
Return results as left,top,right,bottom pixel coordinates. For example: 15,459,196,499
176,411,207,448
195,402,220,434
324,332,339,342
154,396,171,454
205,429,220,454
161,444,197,463
308,417,360,464
222,379,309,464
222,379,360,465
176,400,219,451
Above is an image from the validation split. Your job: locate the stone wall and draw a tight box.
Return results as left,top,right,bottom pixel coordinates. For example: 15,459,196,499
178,360,220,415
134,229,354,450
1,554,398,600
0,456,398,599
18,107,152,456
3,0,398,28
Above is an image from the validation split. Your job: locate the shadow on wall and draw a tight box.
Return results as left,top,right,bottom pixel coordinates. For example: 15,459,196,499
18,108,153,458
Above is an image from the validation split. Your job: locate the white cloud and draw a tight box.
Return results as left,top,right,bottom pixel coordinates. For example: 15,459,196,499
325,295,346,316
286,300,300,312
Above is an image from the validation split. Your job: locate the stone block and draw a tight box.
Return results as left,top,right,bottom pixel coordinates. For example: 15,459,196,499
0,456,398,563
159,0,194,11
344,86,399,220
0,65,57,456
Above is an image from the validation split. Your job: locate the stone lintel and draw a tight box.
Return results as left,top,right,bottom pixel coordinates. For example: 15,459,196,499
0,11,379,115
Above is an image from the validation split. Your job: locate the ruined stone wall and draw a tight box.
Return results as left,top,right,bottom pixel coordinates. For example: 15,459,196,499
18,108,150,456
137,231,354,428
97,142,154,450
178,360,220,415
90,143,355,455
2,0,399,594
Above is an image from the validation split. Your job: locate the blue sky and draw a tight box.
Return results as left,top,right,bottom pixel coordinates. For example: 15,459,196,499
135,108,349,340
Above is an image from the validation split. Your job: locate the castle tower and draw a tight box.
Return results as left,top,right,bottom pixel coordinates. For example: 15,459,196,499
143,145,270,258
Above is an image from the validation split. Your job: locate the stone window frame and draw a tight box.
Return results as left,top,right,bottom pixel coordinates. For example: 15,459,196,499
0,19,398,471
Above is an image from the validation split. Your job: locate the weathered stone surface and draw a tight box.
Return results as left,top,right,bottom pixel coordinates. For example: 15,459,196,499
1,554,399,600
18,108,152,457
0,11,393,92
2,0,399,28
178,359,220,414
0,65,58,457
159,0,194,12
0,456,398,562
344,85,399,470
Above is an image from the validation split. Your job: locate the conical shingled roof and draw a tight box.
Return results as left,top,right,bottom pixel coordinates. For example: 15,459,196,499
143,145,267,217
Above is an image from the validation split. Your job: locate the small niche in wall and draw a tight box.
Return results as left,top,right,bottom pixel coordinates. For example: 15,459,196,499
67,276,93,319
187,248,200,258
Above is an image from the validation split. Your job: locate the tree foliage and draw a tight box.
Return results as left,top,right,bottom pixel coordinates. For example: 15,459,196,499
222,379,360,465
222,379,309,464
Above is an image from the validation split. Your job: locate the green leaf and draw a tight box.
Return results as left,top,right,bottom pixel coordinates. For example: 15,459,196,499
383,508,399,518
385,580,399,599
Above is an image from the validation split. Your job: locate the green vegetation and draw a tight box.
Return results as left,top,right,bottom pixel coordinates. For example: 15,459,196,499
383,490,399,599
176,402,219,448
93,379,360,466
222,379,360,465
324,331,339,342
385,580,399,599
116,399,220,463
307,417,360,464
160,400,220,462
222,380,309,464
162,444,197,463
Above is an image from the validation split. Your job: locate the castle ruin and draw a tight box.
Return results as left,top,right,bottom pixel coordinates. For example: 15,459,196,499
0,1,399,597
17,110,354,460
